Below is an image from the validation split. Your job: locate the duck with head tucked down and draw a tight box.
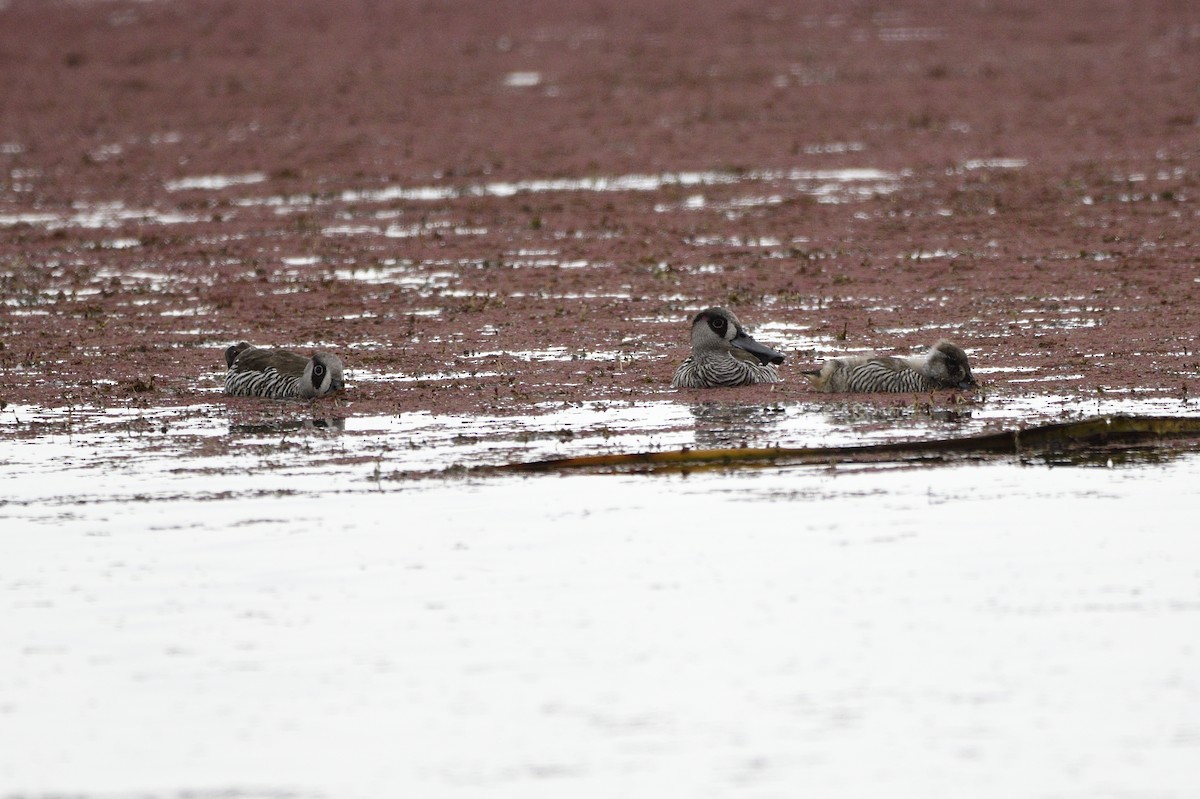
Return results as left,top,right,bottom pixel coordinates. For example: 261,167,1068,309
223,342,345,400
671,307,786,388
803,340,976,393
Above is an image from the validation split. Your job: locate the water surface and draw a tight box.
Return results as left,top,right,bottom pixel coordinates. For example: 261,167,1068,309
4,396,1199,798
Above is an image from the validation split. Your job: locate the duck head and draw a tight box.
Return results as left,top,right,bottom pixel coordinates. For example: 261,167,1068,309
305,352,346,397
690,307,785,366
927,340,976,389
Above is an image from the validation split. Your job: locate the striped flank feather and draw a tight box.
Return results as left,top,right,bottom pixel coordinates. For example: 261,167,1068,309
224,366,307,399
805,340,976,394
672,355,780,388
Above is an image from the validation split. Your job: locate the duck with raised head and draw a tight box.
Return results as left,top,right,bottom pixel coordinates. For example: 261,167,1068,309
223,342,345,400
803,339,976,393
671,307,786,388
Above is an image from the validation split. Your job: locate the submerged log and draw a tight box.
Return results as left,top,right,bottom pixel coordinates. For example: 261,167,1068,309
497,415,1200,475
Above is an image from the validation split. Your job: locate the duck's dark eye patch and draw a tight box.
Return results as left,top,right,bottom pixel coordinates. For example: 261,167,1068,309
710,317,727,332
313,364,326,379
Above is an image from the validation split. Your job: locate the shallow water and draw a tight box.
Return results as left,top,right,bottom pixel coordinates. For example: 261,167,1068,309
4,394,1200,798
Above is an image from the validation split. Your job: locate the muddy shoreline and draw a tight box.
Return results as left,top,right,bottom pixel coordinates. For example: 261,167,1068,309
2,0,1198,427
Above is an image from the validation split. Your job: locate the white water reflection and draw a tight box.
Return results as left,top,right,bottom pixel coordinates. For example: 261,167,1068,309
503,71,542,87
461,347,643,363
0,164,909,235
222,167,903,209
0,202,203,230
353,369,503,383
749,321,834,354
3,402,1200,798
164,172,267,191
333,263,457,292
961,158,1029,170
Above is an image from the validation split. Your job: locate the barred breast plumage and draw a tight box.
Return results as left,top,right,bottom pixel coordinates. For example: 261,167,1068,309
804,340,976,393
671,307,785,388
223,342,345,400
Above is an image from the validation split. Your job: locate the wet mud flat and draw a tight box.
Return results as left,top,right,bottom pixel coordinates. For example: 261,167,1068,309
1,0,1199,420
3,0,1200,797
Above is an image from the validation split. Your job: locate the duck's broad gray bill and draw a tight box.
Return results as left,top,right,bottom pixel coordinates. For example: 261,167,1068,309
731,333,786,366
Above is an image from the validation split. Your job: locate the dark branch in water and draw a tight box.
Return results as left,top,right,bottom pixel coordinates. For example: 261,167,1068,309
492,415,1200,475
